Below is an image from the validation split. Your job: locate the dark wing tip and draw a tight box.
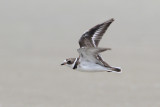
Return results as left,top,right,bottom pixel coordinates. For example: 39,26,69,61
111,18,115,21
104,18,115,24
79,18,115,48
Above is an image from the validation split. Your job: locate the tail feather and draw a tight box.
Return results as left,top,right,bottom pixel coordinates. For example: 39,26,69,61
108,67,122,73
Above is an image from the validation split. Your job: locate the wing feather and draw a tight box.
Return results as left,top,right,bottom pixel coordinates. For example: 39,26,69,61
79,18,114,48
77,47,111,66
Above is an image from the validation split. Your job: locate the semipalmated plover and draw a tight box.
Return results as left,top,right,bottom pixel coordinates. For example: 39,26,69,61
61,18,121,72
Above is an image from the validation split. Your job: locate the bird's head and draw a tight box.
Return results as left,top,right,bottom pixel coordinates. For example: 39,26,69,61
61,58,76,68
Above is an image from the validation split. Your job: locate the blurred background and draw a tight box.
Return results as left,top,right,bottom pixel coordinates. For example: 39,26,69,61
0,0,160,107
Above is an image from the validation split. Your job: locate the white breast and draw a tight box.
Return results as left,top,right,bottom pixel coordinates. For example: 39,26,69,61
77,61,109,72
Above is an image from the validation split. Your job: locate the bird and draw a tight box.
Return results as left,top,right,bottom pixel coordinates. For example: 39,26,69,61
61,18,121,72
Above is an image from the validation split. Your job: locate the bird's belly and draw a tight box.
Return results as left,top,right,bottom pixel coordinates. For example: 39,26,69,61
77,62,109,72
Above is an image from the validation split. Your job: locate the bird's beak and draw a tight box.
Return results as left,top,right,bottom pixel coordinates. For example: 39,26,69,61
61,62,67,65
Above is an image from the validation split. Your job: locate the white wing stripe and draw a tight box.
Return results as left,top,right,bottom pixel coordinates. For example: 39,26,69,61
91,25,104,46
92,38,96,47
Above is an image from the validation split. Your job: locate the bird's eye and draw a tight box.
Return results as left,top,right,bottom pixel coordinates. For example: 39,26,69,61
67,61,72,64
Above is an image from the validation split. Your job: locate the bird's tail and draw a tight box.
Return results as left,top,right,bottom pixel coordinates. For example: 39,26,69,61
108,67,122,73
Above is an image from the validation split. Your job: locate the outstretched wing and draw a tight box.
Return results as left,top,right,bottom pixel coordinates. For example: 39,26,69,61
77,47,111,67
79,18,114,48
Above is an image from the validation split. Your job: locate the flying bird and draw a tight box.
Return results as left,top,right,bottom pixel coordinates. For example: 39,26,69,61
61,18,121,72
